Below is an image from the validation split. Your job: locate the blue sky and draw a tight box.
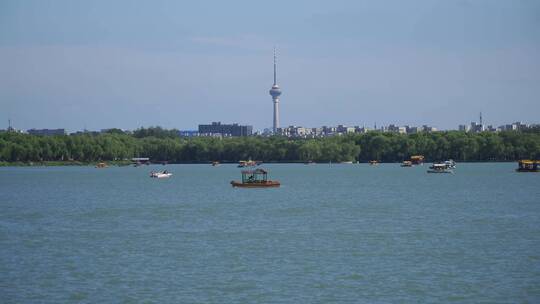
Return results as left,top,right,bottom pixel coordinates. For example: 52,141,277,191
1,0,539,131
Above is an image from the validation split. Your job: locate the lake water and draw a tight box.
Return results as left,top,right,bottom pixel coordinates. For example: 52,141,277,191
1,163,539,303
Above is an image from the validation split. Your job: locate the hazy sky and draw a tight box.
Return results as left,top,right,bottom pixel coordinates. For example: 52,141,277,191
1,0,539,132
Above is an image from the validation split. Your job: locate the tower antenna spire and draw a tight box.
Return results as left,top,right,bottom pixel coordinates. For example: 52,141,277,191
273,47,277,85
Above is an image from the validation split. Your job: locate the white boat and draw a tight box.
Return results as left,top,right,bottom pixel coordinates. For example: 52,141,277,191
427,163,453,174
444,159,456,169
150,171,172,178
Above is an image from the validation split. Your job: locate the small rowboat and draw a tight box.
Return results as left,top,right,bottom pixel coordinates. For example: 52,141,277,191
150,171,172,178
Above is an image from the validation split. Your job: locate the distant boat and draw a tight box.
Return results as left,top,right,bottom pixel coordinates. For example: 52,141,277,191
340,161,353,164
304,160,316,165
212,161,220,166
516,160,539,172
427,163,453,174
410,155,425,165
231,168,280,188
237,160,261,168
95,162,108,168
132,157,150,166
444,160,456,169
150,171,172,178
401,161,412,167
369,160,379,166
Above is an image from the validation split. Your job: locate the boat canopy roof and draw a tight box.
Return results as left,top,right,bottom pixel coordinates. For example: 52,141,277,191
519,160,540,164
241,168,268,174
411,155,424,159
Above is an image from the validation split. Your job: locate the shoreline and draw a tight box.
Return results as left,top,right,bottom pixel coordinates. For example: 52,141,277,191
0,160,519,167
0,160,133,167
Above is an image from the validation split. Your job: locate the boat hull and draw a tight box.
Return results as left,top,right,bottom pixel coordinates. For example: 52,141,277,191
230,181,280,188
427,170,453,174
150,173,172,178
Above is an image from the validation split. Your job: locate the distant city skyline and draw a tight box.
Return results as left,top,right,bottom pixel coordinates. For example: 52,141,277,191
1,0,539,131
5,119,537,136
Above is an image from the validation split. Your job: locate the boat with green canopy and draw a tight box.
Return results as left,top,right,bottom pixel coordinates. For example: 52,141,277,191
231,168,280,188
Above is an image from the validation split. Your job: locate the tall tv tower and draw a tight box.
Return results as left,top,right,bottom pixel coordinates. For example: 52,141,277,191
269,47,282,134
479,112,483,125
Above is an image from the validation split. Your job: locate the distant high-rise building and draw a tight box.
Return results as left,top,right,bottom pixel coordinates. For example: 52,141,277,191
470,121,484,133
486,125,497,132
405,125,418,134
198,122,252,137
27,129,66,136
421,125,437,132
269,48,282,134
178,130,199,137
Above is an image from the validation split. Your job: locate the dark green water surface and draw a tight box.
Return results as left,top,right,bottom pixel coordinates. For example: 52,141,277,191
1,163,539,303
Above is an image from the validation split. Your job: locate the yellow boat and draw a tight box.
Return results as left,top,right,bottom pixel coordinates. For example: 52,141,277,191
516,160,539,172
410,155,424,165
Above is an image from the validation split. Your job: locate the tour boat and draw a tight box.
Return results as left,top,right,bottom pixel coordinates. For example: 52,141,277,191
95,162,108,168
516,160,539,172
427,163,453,174
238,160,260,168
401,161,412,167
231,168,280,188
150,171,172,178
410,155,424,165
212,161,220,166
369,160,379,166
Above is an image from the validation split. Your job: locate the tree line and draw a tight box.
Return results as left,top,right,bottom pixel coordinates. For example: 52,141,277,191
1,127,539,163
